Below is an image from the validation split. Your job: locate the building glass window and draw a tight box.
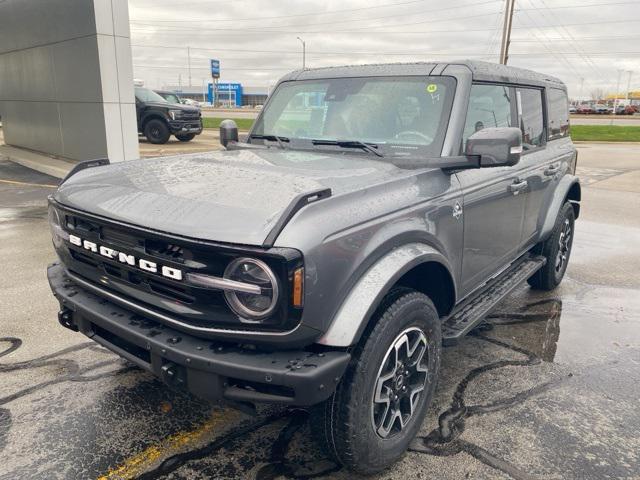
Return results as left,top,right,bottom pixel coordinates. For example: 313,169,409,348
463,84,514,145
547,88,569,140
516,88,545,150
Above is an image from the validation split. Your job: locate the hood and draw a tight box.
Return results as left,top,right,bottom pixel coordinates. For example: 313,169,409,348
144,101,198,113
54,149,415,246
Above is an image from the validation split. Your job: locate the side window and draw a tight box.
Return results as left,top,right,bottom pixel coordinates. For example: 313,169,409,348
463,84,514,145
547,88,569,140
516,88,545,150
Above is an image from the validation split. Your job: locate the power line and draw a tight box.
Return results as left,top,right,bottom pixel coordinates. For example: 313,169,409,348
130,0,636,24
129,18,640,35
523,0,608,85
130,5,503,33
514,0,599,93
130,0,442,23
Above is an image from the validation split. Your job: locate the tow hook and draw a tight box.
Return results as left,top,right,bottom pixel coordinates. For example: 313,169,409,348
161,362,187,388
57,308,78,331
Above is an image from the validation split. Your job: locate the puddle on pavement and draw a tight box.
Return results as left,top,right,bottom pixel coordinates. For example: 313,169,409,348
0,206,49,222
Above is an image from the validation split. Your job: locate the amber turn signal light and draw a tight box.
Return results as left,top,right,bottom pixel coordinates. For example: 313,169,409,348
292,267,304,307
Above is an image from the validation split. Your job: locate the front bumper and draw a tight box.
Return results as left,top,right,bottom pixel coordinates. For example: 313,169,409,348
48,263,350,406
168,119,203,134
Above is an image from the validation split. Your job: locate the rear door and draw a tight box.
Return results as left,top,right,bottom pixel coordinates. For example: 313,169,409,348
516,86,574,246
456,83,526,298
512,86,548,246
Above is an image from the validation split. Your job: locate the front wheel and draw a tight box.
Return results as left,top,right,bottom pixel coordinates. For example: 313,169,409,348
175,133,196,142
312,291,441,474
528,201,575,290
144,119,170,144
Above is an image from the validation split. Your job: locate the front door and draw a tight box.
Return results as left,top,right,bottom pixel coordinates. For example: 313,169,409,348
456,83,526,298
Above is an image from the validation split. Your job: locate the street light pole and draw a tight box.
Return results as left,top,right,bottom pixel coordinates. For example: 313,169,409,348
296,37,306,69
187,46,192,87
626,70,633,101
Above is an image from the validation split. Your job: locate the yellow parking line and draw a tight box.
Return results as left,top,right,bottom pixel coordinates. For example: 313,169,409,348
0,178,58,188
97,408,238,480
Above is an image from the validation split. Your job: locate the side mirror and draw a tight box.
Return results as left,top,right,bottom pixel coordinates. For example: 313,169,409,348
219,119,239,147
465,127,523,167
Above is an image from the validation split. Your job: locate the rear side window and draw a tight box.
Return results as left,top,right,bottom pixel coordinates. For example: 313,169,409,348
516,88,545,151
463,84,514,145
547,88,570,140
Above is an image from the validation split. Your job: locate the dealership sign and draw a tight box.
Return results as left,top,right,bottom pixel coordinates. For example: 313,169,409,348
210,59,220,79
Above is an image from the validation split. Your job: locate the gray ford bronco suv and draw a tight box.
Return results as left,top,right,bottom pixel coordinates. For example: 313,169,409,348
47,61,579,474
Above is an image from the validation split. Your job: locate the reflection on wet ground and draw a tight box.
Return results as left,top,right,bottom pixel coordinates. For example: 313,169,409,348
2,277,639,480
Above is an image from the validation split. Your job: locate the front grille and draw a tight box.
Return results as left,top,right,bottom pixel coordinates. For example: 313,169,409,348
55,208,301,334
146,239,185,262
181,113,201,121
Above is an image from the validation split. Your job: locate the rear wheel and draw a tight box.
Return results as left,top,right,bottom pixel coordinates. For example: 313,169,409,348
528,202,575,290
312,291,441,474
175,133,196,142
144,119,170,144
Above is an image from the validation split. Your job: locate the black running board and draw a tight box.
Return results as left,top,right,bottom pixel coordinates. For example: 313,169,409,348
442,254,546,345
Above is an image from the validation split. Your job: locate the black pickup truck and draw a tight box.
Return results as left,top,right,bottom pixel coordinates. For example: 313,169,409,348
134,87,202,144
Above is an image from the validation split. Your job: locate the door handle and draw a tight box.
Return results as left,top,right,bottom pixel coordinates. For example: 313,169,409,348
544,164,561,176
509,180,528,195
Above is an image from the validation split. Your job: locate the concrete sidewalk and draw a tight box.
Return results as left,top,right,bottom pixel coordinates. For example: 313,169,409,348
0,144,75,179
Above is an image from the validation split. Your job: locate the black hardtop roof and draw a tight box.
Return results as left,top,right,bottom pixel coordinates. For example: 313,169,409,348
280,60,565,90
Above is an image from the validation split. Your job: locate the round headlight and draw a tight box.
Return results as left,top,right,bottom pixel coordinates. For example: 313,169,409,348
223,258,279,320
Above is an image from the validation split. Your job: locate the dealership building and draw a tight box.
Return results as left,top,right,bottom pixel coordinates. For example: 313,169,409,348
160,83,269,107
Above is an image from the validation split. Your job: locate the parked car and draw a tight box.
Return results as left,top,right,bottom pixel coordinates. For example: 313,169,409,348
616,105,638,115
48,61,579,474
569,105,577,114
576,104,595,114
135,87,202,144
594,104,612,114
181,98,201,107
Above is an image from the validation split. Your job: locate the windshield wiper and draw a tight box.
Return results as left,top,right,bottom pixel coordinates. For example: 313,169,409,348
311,139,384,157
249,134,289,149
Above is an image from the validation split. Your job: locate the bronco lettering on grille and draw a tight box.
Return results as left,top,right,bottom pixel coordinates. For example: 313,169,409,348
68,234,183,281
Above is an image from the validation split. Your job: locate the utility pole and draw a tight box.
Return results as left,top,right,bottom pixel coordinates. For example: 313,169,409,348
296,37,306,69
499,0,516,65
187,46,192,87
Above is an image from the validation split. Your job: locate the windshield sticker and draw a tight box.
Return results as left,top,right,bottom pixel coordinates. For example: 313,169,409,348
426,84,438,93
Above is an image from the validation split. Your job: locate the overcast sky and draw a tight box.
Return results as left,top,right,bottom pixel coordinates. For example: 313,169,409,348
128,0,640,99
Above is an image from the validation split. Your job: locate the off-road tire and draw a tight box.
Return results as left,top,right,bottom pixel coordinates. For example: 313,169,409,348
175,133,196,142
528,201,575,291
311,291,441,475
144,119,170,144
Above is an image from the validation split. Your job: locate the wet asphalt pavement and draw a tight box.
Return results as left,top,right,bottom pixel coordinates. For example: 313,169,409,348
1,143,639,480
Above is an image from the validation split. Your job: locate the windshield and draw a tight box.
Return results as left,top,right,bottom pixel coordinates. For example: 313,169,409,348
251,76,455,157
135,87,168,103
161,92,181,104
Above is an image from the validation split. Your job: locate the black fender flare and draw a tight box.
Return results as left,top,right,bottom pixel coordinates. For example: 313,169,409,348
317,243,456,347
141,112,169,130
537,175,581,242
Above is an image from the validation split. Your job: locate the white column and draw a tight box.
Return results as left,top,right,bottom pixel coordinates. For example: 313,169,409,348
94,0,139,162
